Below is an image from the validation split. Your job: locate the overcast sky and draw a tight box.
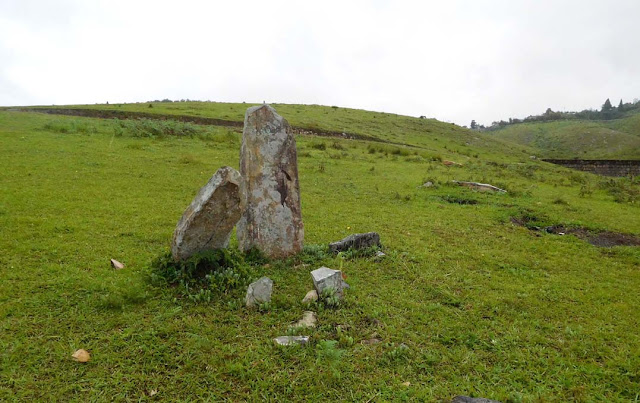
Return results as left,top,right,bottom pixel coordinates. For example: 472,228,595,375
1,0,639,126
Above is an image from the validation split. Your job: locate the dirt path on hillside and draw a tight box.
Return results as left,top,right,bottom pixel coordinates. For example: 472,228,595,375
14,107,398,145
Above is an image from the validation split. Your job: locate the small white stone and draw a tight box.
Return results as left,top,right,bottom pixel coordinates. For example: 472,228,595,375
302,290,318,304
290,311,317,328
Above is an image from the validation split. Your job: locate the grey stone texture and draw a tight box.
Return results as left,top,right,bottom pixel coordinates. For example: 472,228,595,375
171,167,244,261
311,267,345,298
451,397,502,403
274,336,309,346
236,104,304,258
290,311,317,328
302,289,318,304
329,232,381,254
245,276,273,308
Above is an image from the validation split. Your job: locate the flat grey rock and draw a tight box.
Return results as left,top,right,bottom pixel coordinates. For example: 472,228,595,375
451,396,502,403
171,166,243,261
237,105,304,258
311,267,345,298
274,336,309,346
245,276,273,308
329,232,381,254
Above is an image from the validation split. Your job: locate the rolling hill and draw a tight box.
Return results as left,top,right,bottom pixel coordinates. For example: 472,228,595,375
489,111,640,159
1,102,639,401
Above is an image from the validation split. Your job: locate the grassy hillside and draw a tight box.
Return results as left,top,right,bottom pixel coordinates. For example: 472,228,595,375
1,105,639,401
21,101,537,161
490,113,640,159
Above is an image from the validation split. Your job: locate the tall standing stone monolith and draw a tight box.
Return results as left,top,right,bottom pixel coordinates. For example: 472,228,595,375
171,166,244,261
237,105,303,258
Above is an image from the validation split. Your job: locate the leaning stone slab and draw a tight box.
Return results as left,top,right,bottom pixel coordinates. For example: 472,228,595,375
311,267,345,298
329,232,381,254
245,276,273,308
171,166,243,261
274,336,309,346
237,104,304,258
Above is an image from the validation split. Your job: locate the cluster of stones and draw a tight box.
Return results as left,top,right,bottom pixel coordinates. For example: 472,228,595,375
171,104,304,262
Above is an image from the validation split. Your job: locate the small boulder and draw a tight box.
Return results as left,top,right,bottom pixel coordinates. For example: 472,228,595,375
421,181,433,188
302,289,318,304
274,336,309,346
329,232,381,254
245,276,273,308
311,267,345,298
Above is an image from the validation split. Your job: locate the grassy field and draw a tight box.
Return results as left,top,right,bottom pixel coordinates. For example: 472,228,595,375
1,107,639,401
489,115,640,159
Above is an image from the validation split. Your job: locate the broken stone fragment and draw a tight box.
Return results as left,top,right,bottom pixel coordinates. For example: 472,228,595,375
110,259,124,270
451,397,502,403
302,289,318,304
171,167,244,261
245,276,273,308
311,267,345,298
452,180,507,193
236,104,304,258
274,335,309,346
290,311,317,328
329,232,381,254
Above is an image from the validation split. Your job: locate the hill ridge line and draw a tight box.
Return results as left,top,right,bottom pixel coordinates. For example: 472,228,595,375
14,107,424,149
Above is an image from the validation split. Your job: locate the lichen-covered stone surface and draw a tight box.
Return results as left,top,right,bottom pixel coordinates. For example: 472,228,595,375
311,266,345,298
171,166,244,261
329,232,381,254
237,105,304,258
245,276,273,308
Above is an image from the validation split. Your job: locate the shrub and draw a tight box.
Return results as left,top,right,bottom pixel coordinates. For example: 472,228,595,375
115,118,202,138
150,249,255,300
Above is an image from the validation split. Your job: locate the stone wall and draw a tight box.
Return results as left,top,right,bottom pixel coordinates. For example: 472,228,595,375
542,159,640,177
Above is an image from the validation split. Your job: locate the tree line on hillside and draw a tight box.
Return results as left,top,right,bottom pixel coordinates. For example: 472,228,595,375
470,98,640,131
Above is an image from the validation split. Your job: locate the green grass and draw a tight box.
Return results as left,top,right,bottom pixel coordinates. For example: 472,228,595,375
490,115,640,159
25,101,535,161
1,108,639,401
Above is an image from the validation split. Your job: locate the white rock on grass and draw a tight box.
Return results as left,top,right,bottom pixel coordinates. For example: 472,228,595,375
245,277,273,308
110,259,125,270
311,267,345,298
302,290,318,304
274,336,310,346
290,311,317,328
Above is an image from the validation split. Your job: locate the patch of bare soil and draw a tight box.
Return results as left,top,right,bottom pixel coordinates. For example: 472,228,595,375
17,107,391,144
512,220,640,248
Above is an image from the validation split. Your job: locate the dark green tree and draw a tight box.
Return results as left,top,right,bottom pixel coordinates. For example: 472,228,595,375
618,99,624,111
602,98,613,112
470,120,478,130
